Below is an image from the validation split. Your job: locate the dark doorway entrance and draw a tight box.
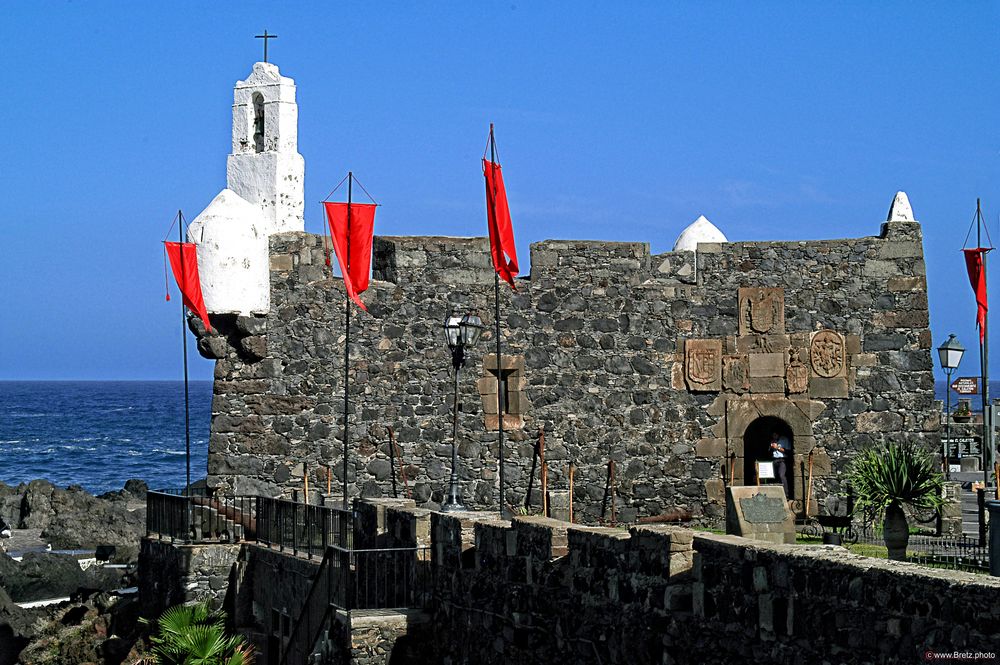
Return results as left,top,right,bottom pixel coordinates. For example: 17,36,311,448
743,416,794,488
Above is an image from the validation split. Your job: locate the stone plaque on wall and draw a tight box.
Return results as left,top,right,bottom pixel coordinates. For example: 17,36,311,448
686,339,722,391
738,287,785,336
723,355,750,393
786,348,808,393
810,330,846,378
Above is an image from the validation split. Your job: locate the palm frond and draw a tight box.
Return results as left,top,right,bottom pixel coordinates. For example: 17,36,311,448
845,440,947,518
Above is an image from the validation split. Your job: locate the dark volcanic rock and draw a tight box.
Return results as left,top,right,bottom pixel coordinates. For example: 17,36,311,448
19,480,55,530
14,590,141,665
123,479,148,501
0,552,90,602
0,484,19,529
43,486,145,551
0,584,40,665
0,551,129,604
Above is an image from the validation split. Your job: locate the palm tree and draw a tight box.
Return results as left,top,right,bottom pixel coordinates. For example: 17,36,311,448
845,440,947,561
138,601,254,665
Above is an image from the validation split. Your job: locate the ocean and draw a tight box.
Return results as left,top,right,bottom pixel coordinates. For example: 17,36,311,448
0,378,996,495
934,380,1000,411
0,381,211,494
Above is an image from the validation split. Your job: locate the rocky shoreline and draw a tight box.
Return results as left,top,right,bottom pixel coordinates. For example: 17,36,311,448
0,479,149,665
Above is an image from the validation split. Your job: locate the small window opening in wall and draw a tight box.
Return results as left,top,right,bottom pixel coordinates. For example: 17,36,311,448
253,93,265,152
478,355,526,430
487,368,518,417
497,370,512,415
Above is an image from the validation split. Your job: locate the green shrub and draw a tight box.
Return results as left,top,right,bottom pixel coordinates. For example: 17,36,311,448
138,601,253,665
845,440,945,520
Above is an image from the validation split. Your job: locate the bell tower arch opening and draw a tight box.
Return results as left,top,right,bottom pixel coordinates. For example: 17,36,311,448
743,416,794,488
252,92,265,152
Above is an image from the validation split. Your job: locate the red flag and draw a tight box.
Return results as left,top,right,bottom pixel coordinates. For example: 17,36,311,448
324,202,376,311
964,248,990,342
164,241,213,333
483,158,519,288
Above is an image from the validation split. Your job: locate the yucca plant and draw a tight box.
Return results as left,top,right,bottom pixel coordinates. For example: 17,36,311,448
137,601,254,665
845,440,946,561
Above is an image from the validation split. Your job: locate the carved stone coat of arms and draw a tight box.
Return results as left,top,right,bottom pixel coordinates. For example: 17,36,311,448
738,287,785,336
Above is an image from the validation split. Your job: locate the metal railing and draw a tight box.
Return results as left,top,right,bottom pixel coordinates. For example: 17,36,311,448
851,525,990,573
278,544,432,665
329,545,432,611
279,546,337,665
256,496,354,556
146,490,354,554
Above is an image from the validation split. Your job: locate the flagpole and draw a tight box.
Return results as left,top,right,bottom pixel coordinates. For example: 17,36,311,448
343,173,353,509
978,199,992,491
178,211,192,535
490,125,507,519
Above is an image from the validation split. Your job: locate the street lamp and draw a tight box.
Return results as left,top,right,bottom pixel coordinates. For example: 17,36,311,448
938,334,965,479
442,311,484,512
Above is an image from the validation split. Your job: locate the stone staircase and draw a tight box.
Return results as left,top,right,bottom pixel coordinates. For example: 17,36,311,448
951,471,988,539
191,503,245,542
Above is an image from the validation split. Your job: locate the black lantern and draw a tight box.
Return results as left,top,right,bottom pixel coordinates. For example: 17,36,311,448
938,334,965,371
937,334,965,479
442,312,484,511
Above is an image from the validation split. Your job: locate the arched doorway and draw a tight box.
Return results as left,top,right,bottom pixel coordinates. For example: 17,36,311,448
743,416,794,490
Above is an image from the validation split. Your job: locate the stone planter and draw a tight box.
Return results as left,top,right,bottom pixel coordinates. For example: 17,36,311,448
883,503,909,561
822,532,842,546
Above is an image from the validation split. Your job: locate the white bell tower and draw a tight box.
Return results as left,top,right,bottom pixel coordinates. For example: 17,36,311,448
226,61,305,234
188,61,305,316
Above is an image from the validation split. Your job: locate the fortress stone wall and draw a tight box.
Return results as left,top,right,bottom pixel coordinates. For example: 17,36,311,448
202,499,999,664
195,217,934,524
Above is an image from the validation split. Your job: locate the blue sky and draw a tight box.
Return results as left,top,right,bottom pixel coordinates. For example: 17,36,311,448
1,2,997,381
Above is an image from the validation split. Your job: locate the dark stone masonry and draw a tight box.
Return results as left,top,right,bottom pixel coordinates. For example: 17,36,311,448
144,498,999,664
196,217,934,525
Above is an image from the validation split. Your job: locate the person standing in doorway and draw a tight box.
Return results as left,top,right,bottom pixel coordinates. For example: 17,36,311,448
770,431,792,498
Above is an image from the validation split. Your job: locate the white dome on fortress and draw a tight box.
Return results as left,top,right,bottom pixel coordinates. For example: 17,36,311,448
672,215,727,252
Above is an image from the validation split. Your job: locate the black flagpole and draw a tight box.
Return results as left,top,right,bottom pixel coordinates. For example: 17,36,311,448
343,173,353,509
490,125,507,519
977,199,992,491
178,211,192,534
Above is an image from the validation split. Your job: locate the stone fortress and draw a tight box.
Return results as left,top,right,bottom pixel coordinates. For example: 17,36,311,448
188,59,935,527
133,58,1000,665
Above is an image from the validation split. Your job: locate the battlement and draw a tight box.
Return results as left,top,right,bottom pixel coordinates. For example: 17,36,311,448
345,498,999,664
268,215,923,291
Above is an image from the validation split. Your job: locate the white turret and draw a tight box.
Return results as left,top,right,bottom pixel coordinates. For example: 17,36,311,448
673,215,727,252
189,62,306,315
887,191,914,222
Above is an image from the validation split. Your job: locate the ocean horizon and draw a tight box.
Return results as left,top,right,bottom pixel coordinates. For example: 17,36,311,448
0,380,212,494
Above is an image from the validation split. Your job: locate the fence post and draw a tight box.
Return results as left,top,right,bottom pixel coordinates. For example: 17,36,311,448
979,488,987,547
307,506,314,560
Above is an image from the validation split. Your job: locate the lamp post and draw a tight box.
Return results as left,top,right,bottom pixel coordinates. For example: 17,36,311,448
938,334,965,479
442,312,484,512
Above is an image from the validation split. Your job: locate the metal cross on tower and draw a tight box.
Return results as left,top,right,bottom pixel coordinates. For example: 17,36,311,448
255,30,278,62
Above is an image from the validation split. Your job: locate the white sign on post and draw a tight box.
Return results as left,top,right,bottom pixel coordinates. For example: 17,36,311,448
756,461,776,480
